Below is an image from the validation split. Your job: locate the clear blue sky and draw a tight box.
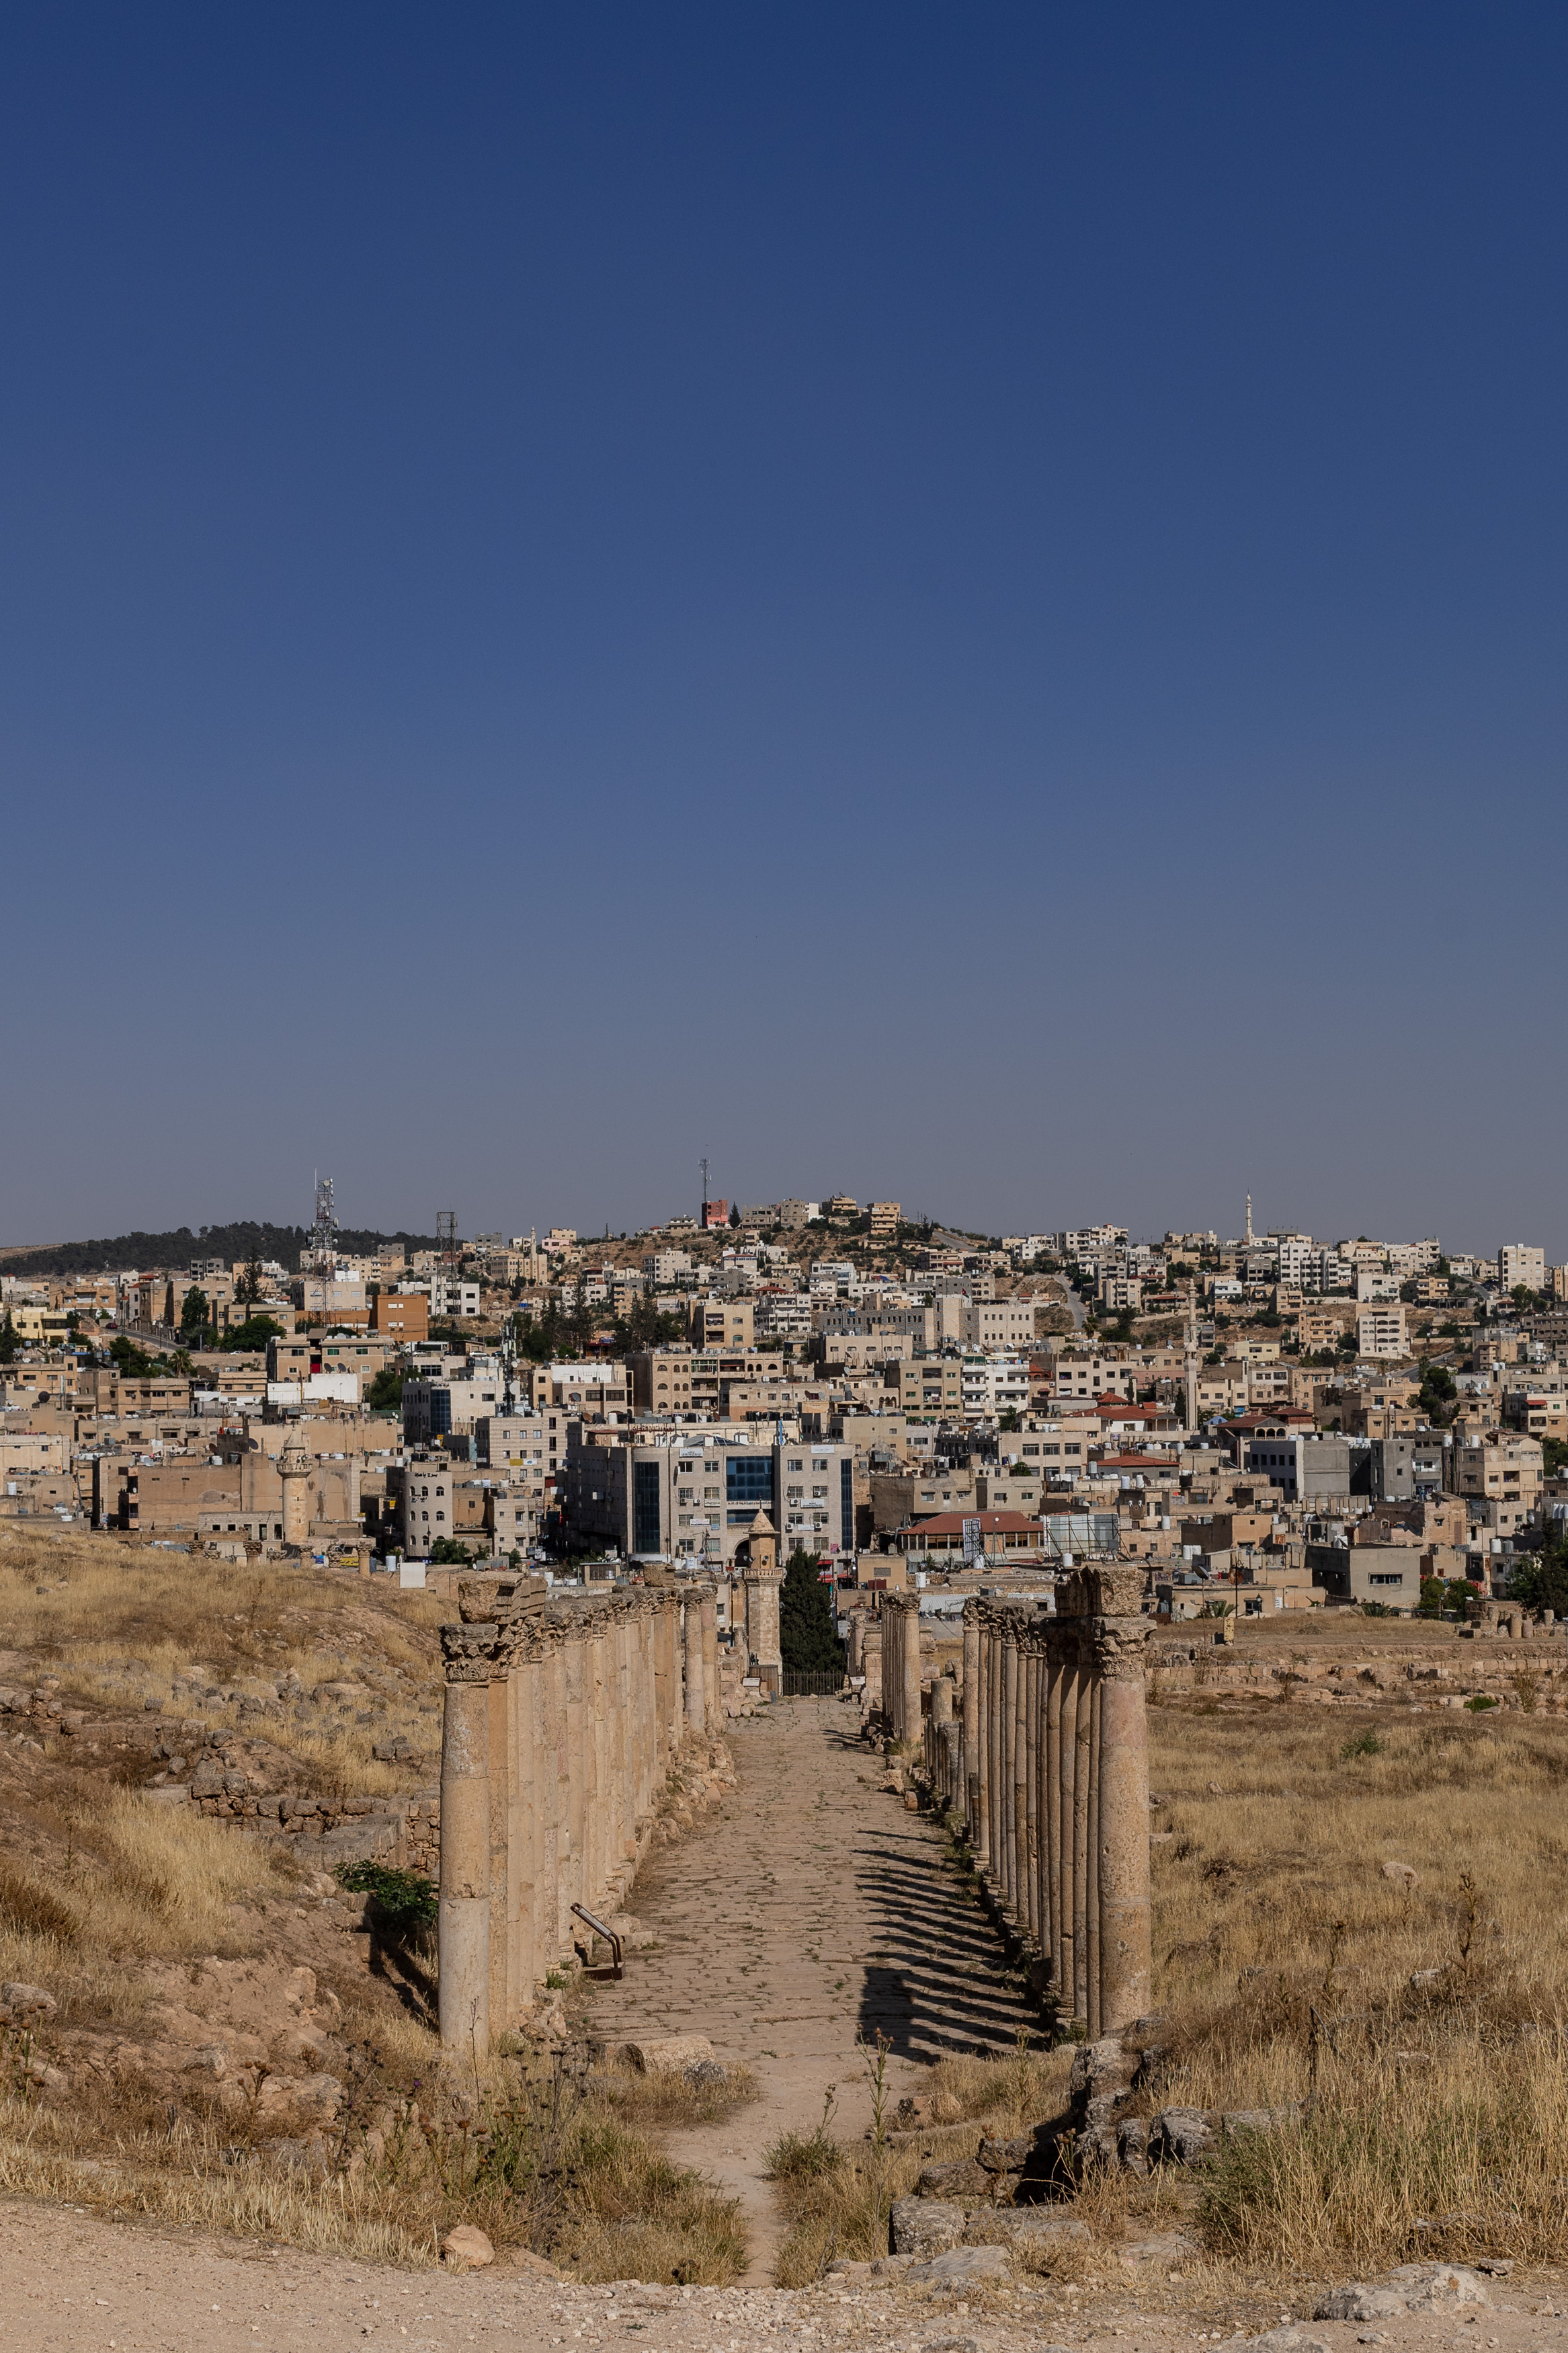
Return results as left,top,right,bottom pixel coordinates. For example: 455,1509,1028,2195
5,5,1566,1253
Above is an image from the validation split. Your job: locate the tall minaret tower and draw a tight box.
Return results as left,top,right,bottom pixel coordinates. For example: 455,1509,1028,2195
1245,1193,1254,1248
1184,1279,1200,1435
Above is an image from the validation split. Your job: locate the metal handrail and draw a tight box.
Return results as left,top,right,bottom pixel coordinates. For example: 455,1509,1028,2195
571,1903,624,1979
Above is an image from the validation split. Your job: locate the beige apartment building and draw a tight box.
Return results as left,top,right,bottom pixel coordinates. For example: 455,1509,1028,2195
1448,1429,1543,1518
961,1298,1038,1350
868,1201,901,1241
870,1463,978,1532
688,1298,755,1349
883,1357,964,1418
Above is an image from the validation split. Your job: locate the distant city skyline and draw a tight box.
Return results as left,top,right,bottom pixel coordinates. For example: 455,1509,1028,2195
0,1176,1543,1267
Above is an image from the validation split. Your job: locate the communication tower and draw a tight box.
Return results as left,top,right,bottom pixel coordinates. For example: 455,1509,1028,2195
437,1209,458,1270
311,1174,337,1275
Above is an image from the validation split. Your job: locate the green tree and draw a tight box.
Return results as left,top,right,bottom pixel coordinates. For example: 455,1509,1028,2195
778,1546,845,1675
219,1314,286,1353
1510,1546,1568,1618
429,1537,477,1566
367,1365,405,1413
0,1312,15,1365
239,1250,263,1306
1417,1363,1458,1425
179,1285,210,1340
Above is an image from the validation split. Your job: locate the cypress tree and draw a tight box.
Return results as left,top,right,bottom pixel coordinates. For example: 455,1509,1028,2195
779,1546,846,1675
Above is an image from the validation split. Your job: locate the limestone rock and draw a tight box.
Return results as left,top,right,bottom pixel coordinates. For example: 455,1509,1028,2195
905,2243,1012,2284
1119,2229,1199,2266
1148,2106,1214,2166
917,2159,995,2199
964,2209,1089,2247
977,2132,1033,2172
623,2034,714,2073
1247,2331,1332,2352
889,2196,964,2258
440,2224,495,2270
1,1983,56,2022
1313,2266,1490,2322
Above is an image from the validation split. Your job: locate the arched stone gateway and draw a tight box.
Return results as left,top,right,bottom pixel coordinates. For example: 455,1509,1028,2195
437,1571,714,2059
899,1566,1153,2037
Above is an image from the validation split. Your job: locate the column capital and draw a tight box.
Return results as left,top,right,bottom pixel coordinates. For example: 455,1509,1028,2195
441,1621,512,1683
1091,1616,1153,1679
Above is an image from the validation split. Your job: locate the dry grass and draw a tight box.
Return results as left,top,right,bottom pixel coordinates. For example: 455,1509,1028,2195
596,2060,759,2131
0,1782,302,2030
0,1525,444,1794
1145,1692,1568,2272
769,2038,1075,2286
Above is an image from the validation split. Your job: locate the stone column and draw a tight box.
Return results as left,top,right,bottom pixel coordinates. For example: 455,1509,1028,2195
1057,1632,1079,2024
515,1646,540,2001
550,1636,571,1964
489,1653,512,2034
1095,1613,1154,2032
962,1603,981,1841
1000,1618,1018,1918
1045,1626,1063,1998
1072,1644,1093,2030
1086,1671,1102,2038
987,1612,1003,1884
930,1671,953,1803
438,1624,495,2057
903,1596,922,1745
1022,1628,1040,1952
684,1591,705,1733
591,1618,611,1907
565,1624,587,1911
701,1589,718,1735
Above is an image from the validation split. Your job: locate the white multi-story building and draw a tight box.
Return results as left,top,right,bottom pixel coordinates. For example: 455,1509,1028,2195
753,1291,815,1341
961,1354,1031,1420
1356,1306,1409,1361
431,1275,481,1318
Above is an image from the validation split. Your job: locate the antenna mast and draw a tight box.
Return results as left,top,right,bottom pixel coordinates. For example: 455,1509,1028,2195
311,1175,337,1276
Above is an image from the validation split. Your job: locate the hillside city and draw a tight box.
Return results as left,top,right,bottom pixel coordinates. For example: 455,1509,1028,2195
4,1181,1565,1640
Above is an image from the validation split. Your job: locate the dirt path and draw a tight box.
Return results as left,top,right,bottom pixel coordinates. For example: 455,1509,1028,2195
585,1694,1038,2283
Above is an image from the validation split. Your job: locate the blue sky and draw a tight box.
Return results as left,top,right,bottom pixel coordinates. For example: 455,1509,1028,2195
4,5,1566,1252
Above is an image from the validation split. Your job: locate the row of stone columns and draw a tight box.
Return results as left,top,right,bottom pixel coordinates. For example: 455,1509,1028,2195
438,1572,716,2057
920,1568,1153,2038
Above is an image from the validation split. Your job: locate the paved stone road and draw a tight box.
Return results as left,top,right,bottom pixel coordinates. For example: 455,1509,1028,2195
585,1693,1038,2280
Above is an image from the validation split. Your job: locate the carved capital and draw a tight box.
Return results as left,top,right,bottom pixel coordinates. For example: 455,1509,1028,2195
1091,1618,1153,1680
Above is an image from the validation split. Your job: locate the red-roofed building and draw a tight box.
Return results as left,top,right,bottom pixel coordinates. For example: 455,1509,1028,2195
894,1509,1044,1563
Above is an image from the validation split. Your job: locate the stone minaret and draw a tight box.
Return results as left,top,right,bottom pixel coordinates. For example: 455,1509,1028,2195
278,1435,313,1548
